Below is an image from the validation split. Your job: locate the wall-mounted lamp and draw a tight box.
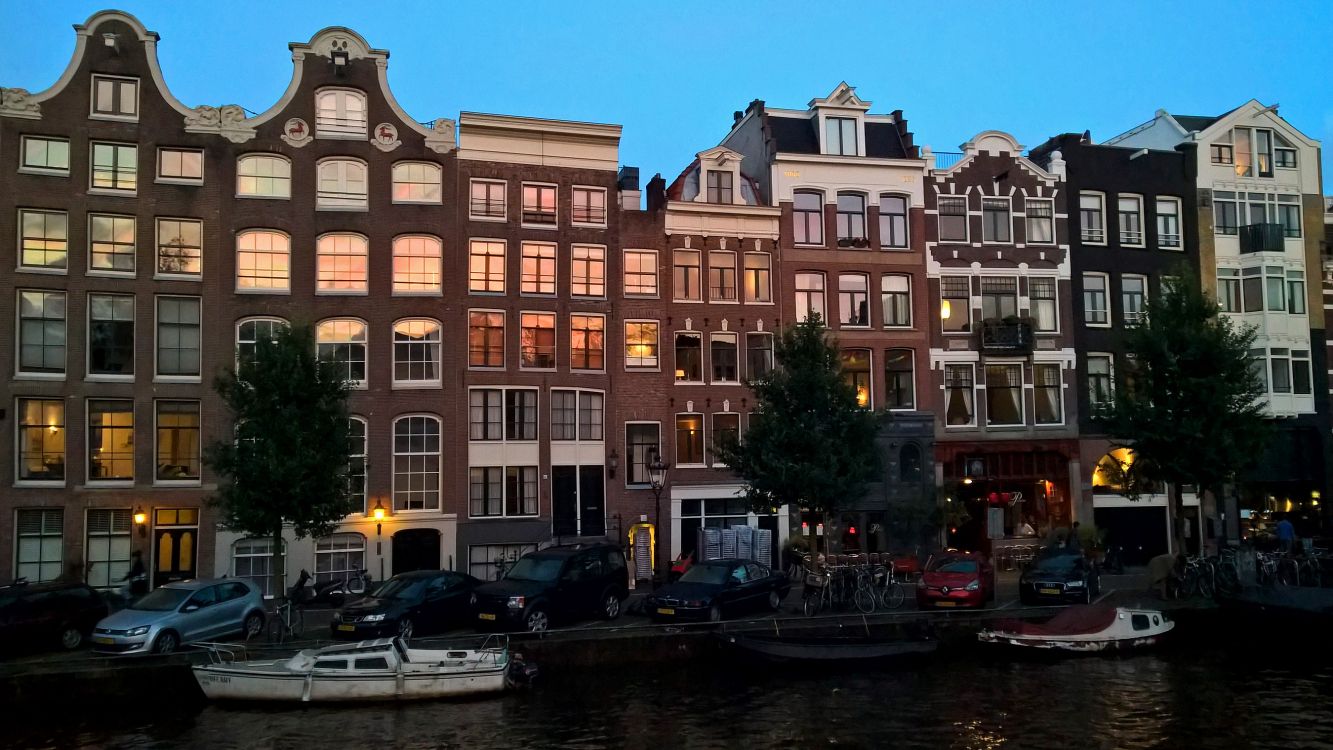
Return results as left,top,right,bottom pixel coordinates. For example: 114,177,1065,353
133,506,148,537
607,449,619,479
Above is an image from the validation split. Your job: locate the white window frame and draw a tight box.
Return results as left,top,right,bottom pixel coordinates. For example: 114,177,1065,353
391,318,442,389
1032,362,1065,426
1086,353,1115,411
89,141,138,195
154,217,203,280
153,399,202,486
156,147,204,186
19,135,71,177
1082,272,1111,328
1079,191,1106,245
87,213,136,277
570,313,606,373
571,186,608,228
315,533,367,586
17,209,70,274
623,249,659,298
571,244,607,299
795,271,827,322
233,538,286,599
236,154,292,200
391,414,443,512
391,161,443,205
981,196,1013,244
315,88,368,139
1155,196,1183,250
235,316,288,367
518,311,557,371
316,318,369,389
86,399,135,486
984,362,1026,427
936,195,969,243
1028,275,1060,334
838,272,871,328
315,157,369,211
391,234,443,296
315,233,369,295
673,330,704,384
153,295,202,382
520,241,558,297
674,412,707,468
1024,197,1055,245
520,181,558,229
347,418,368,513
624,421,663,488
15,508,64,582
1122,273,1149,326
235,229,291,294
467,309,506,370
15,398,67,487
469,179,507,222
15,289,67,379
878,193,911,249
624,319,660,371
90,74,139,122
943,363,977,428
469,239,506,295
881,273,912,328
85,508,133,589
710,332,740,384
87,292,136,381
884,348,915,411
1118,194,1145,247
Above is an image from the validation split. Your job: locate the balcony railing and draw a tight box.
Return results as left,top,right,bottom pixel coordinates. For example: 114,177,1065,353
1240,223,1285,254
979,317,1035,355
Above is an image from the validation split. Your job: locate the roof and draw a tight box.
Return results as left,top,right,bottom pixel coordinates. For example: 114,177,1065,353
766,114,911,158
1170,114,1220,132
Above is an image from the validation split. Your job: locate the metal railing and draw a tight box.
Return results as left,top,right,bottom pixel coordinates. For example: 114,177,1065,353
1239,222,1285,253
979,317,1035,355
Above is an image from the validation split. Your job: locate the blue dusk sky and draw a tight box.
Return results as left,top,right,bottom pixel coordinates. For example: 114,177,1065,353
2,0,1330,192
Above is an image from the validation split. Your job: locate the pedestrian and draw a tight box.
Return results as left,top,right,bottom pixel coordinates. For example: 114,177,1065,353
123,550,148,598
1276,514,1296,554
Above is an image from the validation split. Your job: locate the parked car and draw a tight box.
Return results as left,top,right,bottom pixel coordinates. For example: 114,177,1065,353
92,579,265,655
915,552,995,609
0,581,109,652
648,559,790,622
331,570,479,640
1020,550,1101,605
473,543,629,632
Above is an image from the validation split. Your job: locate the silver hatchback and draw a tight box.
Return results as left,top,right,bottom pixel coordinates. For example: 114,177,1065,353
92,579,265,655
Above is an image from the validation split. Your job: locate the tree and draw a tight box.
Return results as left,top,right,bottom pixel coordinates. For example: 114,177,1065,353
714,316,884,549
1104,271,1268,553
205,323,356,601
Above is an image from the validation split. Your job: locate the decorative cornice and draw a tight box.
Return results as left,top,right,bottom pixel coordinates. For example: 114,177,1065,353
183,104,256,143
0,87,41,119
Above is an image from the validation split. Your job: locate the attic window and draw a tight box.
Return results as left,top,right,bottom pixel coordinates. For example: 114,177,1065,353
825,117,857,156
706,171,732,204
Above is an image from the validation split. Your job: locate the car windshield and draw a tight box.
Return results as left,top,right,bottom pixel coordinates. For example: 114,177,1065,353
1033,554,1081,573
505,557,564,583
132,587,192,612
375,577,429,601
930,558,978,574
679,564,732,585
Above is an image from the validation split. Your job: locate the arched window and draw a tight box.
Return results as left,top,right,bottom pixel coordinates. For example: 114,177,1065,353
391,162,442,203
900,444,922,483
393,415,441,511
393,319,441,386
315,533,366,586
316,233,369,292
236,154,291,198
316,158,368,209
317,319,367,386
236,316,288,363
235,230,290,292
392,235,442,294
315,88,367,137
233,538,285,598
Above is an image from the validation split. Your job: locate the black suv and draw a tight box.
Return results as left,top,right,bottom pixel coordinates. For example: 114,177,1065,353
0,581,109,652
473,543,629,632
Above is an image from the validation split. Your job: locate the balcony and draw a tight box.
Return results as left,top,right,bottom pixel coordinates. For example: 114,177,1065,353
1239,222,1284,254
979,317,1035,355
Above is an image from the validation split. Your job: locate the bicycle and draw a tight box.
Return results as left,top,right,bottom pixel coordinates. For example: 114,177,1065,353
268,598,305,644
852,567,878,614
876,565,907,610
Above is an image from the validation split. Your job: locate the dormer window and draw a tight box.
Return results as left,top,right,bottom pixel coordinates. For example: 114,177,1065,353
316,89,367,138
825,117,858,156
91,75,138,121
706,171,733,204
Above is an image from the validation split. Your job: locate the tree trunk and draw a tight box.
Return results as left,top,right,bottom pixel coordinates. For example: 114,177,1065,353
1170,482,1186,560
272,525,285,604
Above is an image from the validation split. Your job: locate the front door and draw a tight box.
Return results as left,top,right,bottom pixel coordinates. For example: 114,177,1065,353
392,529,441,576
153,529,197,588
551,466,578,537
579,466,605,537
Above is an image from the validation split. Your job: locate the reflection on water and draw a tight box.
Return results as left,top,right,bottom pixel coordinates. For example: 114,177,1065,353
10,643,1333,750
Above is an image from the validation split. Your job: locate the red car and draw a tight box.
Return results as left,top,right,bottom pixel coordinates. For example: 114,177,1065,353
915,552,995,609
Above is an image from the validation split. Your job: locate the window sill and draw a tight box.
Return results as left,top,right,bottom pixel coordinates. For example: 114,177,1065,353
883,324,915,330
571,295,609,302
315,131,368,141
709,299,740,305
468,515,541,521
14,481,66,489
392,290,444,297
625,366,661,373
15,266,68,276
675,463,707,470
391,508,445,515
944,424,979,430
674,380,706,386
469,214,508,223
710,381,742,386
518,367,558,373
315,290,370,296
236,288,291,295
88,188,137,198
392,199,444,206
570,368,608,375
154,375,203,384
623,294,660,301
85,480,135,489
153,480,203,488
87,269,137,279
571,222,609,230
520,223,559,231
18,167,69,178
793,243,827,249
672,299,705,304
468,365,507,371
392,382,443,390
235,193,292,201
13,372,66,381
880,246,912,251
90,113,139,123
315,205,370,213
154,274,202,283
86,374,135,383
518,292,558,298
469,290,508,296
156,177,204,187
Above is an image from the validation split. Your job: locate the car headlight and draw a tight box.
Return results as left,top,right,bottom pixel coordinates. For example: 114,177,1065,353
965,580,980,592
507,596,526,610
362,613,385,622
1066,581,1085,588
127,626,150,637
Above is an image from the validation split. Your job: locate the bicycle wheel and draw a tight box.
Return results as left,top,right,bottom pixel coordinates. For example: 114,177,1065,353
803,593,820,617
1276,564,1295,587
1198,571,1215,599
882,582,906,609
853,587,876,614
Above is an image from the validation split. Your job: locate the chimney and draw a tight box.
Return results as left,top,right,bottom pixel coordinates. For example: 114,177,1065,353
733,110,744,127
646,173,667,212
617,166,641,211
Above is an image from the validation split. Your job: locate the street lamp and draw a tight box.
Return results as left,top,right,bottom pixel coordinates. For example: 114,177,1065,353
647,450,670,587
372,498,388,583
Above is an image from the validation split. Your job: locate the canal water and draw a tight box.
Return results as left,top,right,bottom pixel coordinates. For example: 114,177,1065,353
9,637,1333,749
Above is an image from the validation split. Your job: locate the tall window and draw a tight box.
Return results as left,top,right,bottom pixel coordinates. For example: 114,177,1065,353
18,399,65,482
1122,275,1148,325
156,296,200,377
982,198,1011,242
16,509,63,583
712,414,740,462
675,332,703,382
316,234,369,293
316,534,366,586
155,400,200,481
1265,265,1286,313
940,276,971,332
1118,195,1144,245
468,311,505,368
347,418,367,510
709,251,737,301
19,210,68,270
937,196,968,242
315,89,367,136
571,314,605,371
469,240,506,293
236,230,290,292
234,539,284,598
743,253,771,303
944,364,975,426
625,321,659,369
505,390,538,440
1270,348,1292,394
88,400,134,482
842,349,872,408
316,158,368,209
469,467,503,517
884,349,915,410
1156,197,1182,248
91,142,136,192
673,250,702,301
572,187,607,225
1086,355,1113,410
1287,271,1306,315
839,273,870,327
89,214,135,273
392,319,441,386
879,195,909,249
571,246,605,297
18,290,67,375
881,274,911,327
393,416,441,511
92,75,138,118
236,154,291,198
392,235,442,294
986,364,1023,426
1082,273,1109,325
579,392,605,441
706,171,732,204
624,250,658,297
156,219,202,277
836,193,867,242
391,162,442,203
86,509,132,589
1254,129,1274,178
1242,268,1263,312
1030,278,1058,332
469,389,503,441
88,293,134,376
980,277,1018,320
1034,364,1063,424
520,242,557,295
519,313,556,369
1293,350,1312,395
316,319,367,385
676,414,705,465
1278,196,1302,238
1217,268,1241,312
157,148,203,182
793,191,824,245
21,136,69,175
825,117,857,155
795,272,826,321
551,390,577,441
470,180,506,219
746,332,773,380
1026,199,1054,244
522,183,557,225
1213,191,1239,235
1080,193,1105,243
236,318,286,364
711,333,738,383
626,424,661,485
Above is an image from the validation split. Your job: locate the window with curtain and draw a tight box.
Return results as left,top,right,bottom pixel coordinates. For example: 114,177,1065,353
1034,364,1063,424
985,364,1024,426
944,365,975,426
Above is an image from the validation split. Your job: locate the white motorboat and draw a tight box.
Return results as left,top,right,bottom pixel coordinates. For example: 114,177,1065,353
977,605,1173,653
192,637,528,702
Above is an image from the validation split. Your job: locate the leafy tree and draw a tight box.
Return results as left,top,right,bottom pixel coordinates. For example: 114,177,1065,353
1104,271,1268,553
205,323,355,600
714,316,884,548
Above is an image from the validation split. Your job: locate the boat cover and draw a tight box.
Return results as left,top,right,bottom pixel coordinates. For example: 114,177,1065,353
998,605,1117,636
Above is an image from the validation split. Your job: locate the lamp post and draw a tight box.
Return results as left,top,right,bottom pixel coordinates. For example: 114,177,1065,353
647,450,670,588
372,498,387,583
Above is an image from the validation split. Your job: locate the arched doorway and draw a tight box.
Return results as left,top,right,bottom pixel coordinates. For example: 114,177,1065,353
392,529,441,575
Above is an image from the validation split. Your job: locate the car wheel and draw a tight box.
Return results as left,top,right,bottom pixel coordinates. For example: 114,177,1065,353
525,607,549,633
243,612,264,640
397,617,415,640
768,590,782,611
601,592,621,620
708,604,723,622
59,625,83,651
153,631,179,654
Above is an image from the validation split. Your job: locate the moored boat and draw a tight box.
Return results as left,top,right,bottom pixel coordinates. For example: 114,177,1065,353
977,605,1172,654
720,632,937,663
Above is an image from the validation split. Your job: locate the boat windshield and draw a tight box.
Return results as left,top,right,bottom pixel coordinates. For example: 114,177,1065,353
930,558,978,574
1032,554,1082,573
679,564,732,585
376,577,429,600
132,587,192,612
505,557,564,583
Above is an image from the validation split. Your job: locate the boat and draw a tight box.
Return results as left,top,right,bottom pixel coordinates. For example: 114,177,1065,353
719,632,937,663
976,605,1173,653
192,636,533,702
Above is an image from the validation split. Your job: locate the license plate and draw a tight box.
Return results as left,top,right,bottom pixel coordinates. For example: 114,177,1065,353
478,612,497,621
656,607,675,615
1040,587,1061,595
93,636,114,645
337,624,356,632
935,601,956,607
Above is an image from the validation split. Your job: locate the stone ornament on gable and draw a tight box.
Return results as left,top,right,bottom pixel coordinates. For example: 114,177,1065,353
281,118,313,148
0,87,42,119
184,104,255,143
371,122,401,152
425,118,456,154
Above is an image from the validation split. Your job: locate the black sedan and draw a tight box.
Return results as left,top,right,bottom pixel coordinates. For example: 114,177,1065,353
331,570,479,640
648,559,790,622
1019,551,1101,605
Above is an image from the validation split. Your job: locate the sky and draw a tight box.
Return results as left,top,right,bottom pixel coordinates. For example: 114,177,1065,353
2,0,1331,192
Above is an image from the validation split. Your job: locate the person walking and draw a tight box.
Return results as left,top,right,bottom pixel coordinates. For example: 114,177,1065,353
1276,514,1296,554
122,550,148,598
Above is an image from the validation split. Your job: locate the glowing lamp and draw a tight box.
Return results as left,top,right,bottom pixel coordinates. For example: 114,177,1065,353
372,500,386,521
962,477,973,485
940,300,952,320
